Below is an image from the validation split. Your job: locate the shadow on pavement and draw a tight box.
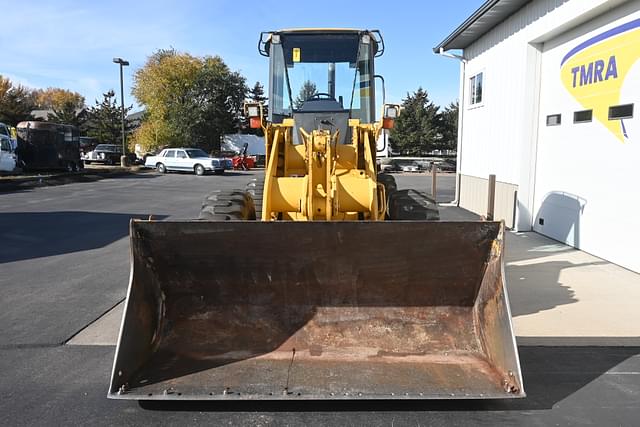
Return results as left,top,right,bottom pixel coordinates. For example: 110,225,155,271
86,173,159,180
138,346,639,412
504,231,609,317
507,260,609,317
0,171,160,194
160,171,252,177
0,211,166,264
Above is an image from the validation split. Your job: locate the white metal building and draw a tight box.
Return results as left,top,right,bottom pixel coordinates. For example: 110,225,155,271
435,0,640,273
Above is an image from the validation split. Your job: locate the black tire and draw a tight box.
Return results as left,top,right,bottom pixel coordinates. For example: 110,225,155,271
245,178,264,220
194,164,205,176
156,163,166,174
388,189,440,221
377,173,397,219
199,190,256,221
377,173,397,194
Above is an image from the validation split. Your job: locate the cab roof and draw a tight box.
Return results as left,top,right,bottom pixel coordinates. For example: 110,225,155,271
259,28,384,57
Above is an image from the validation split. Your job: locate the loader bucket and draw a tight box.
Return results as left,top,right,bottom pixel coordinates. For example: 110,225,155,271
109,220,524,400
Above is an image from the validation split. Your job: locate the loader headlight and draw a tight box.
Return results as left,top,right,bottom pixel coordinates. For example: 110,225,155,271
244,102,263,129
384,105,398,119
247,106,259,117
382,104,400,129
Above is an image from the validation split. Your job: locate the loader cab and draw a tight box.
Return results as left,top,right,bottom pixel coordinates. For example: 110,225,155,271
261,29,383,144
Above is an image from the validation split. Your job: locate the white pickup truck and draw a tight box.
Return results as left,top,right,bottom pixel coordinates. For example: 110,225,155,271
144,148,232,175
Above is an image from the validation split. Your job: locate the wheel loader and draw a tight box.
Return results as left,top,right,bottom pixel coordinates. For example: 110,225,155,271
109,29,524,400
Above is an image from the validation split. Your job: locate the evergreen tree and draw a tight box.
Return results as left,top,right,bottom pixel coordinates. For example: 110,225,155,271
389,88,440,155
249,81,267,103
437,101,459,152
85,90,133,144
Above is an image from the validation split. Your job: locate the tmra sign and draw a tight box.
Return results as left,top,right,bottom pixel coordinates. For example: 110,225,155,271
560,18,639,142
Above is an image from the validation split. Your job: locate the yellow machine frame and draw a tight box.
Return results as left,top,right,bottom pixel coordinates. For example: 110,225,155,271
261,118,386,221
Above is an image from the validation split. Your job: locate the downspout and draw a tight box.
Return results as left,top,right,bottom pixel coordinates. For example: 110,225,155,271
437,47,466,206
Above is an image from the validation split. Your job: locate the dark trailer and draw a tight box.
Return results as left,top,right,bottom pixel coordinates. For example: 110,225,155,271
16,121,82,172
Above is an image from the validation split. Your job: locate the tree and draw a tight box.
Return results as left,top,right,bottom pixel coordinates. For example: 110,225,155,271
437,101,459,152
168,55,247,151
0,75,35,126
132,48,248,152
132,119,172,153
131,49,202,152
294,80,317,108
389,88,440,156
47,100,87,128
248,81,267,104
33,87,85,111
85,90,133,144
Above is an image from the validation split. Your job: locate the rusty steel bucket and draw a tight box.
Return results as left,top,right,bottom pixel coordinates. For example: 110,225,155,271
108,220,524,400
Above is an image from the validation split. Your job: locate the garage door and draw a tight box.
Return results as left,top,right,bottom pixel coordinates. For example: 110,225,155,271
533,10,640,272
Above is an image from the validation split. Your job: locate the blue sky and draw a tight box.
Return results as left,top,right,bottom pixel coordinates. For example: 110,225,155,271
1,0,482,111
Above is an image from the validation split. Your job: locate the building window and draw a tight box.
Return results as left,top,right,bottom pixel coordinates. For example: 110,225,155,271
573,110,592,123
469,72,483,105
608,104,633,120
546,114,561,126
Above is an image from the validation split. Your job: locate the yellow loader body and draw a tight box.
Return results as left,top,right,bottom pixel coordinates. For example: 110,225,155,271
108,28,523,400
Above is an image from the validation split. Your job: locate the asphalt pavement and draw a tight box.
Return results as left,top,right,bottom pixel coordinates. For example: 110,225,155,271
0,170,638,426
0,171,256,347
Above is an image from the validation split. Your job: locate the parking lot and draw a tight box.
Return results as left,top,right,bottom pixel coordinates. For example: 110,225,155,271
1,170,638,426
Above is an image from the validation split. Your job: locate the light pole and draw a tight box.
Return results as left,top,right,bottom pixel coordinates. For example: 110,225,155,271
113,57,129,166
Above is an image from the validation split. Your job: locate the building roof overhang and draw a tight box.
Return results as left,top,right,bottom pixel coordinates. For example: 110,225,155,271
433,0,531,53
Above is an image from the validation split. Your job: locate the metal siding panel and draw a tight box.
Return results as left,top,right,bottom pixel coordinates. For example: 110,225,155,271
533,2,640,272
461,42,527,184
459,175,517,228
458,0,631,233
